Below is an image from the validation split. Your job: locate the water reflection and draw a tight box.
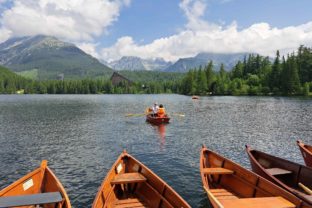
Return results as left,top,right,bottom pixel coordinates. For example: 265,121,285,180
149,123,167,149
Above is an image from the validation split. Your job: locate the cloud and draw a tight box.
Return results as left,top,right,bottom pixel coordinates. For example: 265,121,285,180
101,0,312,62
0,0,129,42
76,42,100,59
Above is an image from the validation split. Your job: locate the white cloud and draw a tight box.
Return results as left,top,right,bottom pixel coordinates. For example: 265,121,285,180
76,42,100,59
101,0,312,62
0,0,128,42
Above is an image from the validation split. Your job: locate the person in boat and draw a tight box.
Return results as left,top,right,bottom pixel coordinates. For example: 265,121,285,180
152,102,159,117
158,104,166,117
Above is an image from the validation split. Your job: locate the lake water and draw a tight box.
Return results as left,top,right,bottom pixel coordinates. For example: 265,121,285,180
0,95,312,207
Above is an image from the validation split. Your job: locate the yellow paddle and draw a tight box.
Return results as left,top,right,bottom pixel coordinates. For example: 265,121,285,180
299,183,312,195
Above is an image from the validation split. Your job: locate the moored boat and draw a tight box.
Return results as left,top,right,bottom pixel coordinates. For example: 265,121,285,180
297,140,312,167
0,160,71,208
200,145,309,208
246,145,312,206
146,114,170,125
192,96,199,100
92,150,190,208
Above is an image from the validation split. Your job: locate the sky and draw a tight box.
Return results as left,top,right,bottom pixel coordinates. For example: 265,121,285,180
0,0,312,62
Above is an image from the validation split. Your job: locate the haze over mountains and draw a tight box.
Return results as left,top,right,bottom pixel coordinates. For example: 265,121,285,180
0,35,250,80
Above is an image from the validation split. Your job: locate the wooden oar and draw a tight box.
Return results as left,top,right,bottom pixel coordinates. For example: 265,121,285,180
125,113,146,117
299,182,312,195
171,113,185,117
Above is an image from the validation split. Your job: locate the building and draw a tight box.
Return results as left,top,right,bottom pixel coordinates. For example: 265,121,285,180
110,72,133,86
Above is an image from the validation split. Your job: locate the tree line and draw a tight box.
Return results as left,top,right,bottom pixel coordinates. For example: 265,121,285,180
180,45,312,96
1,45,311,96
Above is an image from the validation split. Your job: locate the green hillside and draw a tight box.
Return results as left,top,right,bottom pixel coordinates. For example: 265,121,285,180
0,65,29,93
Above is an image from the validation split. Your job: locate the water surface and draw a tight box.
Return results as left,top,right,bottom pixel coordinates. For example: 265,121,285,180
0,95,311,207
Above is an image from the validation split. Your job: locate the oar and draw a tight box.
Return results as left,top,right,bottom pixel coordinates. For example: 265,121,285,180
171,113,185,117
299,182,312,195
125,113,146,117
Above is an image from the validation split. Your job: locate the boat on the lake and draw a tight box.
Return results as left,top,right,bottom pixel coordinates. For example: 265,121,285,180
246,145,312,206
0,160,71,208
146,114,170,125
297,140,312,168
92,150,190,208
200,145,308,208
192,95,199,99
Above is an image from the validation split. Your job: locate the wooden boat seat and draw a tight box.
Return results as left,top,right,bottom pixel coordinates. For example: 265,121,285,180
0,192,62,207
114,198,147,208
219,196,295,208
210,189,239,200
203,168,234,175
265,168,292,176
111,173,147,185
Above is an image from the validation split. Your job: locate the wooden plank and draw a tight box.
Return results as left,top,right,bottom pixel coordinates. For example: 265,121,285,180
203,168,234,175
219,196,295,208
111,173,147,185
114,198,147,208
265,168,292,176
0,192,62,207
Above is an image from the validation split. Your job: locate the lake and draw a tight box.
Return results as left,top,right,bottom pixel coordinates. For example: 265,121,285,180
0,94,312,207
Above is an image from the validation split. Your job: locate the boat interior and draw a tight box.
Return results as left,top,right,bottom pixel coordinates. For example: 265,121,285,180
93,154,188,208
0,161,69,208
201,150,300,208
252,150,312,192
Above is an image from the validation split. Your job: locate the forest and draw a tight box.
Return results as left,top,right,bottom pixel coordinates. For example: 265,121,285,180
0,45,311,96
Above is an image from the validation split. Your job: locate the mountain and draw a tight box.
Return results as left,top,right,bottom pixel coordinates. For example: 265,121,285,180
109,56,171,71
164,52,247,72
0,35,113,80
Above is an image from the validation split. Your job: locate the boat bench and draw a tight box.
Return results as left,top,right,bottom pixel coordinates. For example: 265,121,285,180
265,168,292,176
219,196,295,208
203,168,234,175
0,192,62,208
111,173,147,185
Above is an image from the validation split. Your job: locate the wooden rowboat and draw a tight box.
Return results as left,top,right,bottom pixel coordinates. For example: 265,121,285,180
92,150,190,208
200,145,309,208
297,140,312,168
0,160,71,208
246,145,312,206
146,114,170,125
192,96,199,100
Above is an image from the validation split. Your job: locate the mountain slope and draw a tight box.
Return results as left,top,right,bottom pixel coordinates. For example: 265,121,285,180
0,35,113,80
164,52,247,72
110,56,171,71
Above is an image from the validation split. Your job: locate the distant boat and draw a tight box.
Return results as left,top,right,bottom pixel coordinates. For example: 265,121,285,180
192,95,199,99
200,145,306,208
146,114,170,125
246,145,312,206
0,160,71,208
92,150,190,208
297,140,312,167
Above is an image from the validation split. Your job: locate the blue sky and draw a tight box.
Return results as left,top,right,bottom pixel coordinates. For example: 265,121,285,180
0,0,312,61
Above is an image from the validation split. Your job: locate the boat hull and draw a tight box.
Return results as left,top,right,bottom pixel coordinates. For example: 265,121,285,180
0,160,71,208
92,151,190,208
297,140,312,168
246,146,312,206
146,114,170,125
200,146,308,208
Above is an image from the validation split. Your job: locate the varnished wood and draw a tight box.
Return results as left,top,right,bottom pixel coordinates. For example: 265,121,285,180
246,145,312,206
265,168,292,176
0,160,71,208
92,150,190,208
203,168,234,175
219,197,295,208
200,145,310,208
297,140,312,168
146,114,170,125
111,173,147,185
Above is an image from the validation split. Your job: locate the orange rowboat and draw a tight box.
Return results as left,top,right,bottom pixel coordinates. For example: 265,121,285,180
0,160,71,208
246,145,312,206
297,140,312,168
146,114,170,125
92,150,190,208
200,145,309,208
